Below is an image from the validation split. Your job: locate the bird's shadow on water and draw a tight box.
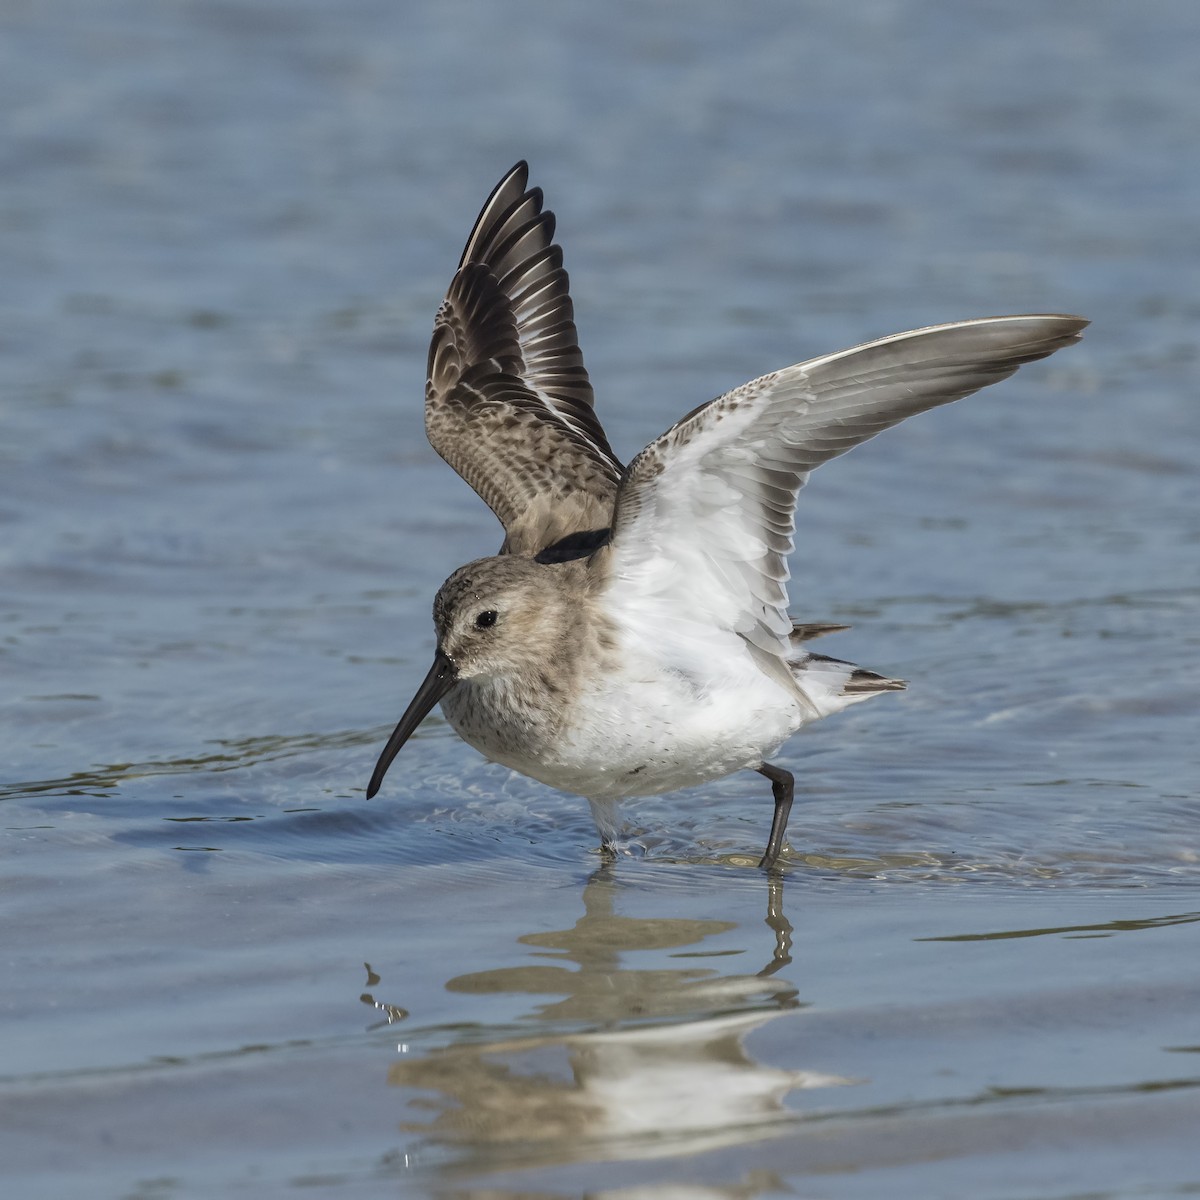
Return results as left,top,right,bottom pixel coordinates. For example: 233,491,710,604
354,862,1200,1185
360,866,848,1174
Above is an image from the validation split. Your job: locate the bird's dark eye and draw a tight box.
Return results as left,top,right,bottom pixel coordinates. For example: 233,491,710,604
474,610,498,629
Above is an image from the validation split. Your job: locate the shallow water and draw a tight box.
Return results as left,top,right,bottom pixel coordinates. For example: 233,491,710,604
2,1,1199,1196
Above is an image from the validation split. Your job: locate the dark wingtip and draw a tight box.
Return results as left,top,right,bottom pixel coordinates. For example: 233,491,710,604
1053,314,1090,344
1022,313,1090,350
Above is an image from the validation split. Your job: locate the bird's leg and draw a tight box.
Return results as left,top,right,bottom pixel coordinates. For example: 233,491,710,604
756,762,794,870
587,796,622,859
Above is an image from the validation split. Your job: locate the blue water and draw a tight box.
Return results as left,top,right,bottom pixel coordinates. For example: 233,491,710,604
2,1,1198,1196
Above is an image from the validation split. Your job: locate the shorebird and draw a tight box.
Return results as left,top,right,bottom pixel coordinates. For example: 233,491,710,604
366,162,1086,868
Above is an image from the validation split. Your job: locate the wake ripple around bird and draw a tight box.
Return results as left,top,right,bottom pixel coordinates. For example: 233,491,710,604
8,720,1196,893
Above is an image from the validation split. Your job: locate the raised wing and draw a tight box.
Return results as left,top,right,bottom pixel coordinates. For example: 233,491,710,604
601,314,1088,667
424,162,622,557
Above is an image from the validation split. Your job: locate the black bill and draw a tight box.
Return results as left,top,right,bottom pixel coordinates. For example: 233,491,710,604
366,650,458,798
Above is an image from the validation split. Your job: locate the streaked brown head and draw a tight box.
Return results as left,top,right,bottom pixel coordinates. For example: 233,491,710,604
367,555,582,798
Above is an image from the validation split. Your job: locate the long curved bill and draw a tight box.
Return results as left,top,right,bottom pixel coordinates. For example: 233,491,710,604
366,650,458,798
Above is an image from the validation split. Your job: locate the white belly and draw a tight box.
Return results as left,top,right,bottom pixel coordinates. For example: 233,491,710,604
446,629,806,800
557,674,801,798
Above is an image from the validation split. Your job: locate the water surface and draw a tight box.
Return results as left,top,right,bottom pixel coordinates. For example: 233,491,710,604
2,1,1198,1196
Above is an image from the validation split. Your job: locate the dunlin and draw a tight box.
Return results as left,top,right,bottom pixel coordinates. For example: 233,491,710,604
367,162,1086,868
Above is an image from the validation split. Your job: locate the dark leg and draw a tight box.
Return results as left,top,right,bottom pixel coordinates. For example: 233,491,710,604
756,762,794,870
588,797,621,861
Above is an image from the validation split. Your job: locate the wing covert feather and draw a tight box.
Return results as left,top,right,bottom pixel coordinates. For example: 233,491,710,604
602,315,1088,660
424,163,621,556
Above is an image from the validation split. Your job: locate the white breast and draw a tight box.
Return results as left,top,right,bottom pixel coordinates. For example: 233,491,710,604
525,621,805,800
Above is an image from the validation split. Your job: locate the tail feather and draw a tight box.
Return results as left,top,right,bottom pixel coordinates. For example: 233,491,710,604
789,621,851,643
843,664,907,694
786,647,906,718
784,622,905,715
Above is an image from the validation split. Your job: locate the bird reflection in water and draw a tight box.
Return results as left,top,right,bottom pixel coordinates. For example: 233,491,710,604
374,871,854,1171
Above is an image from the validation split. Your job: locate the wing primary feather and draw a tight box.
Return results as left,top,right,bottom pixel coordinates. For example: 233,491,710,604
423,165,623,555
602,314,1088,665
